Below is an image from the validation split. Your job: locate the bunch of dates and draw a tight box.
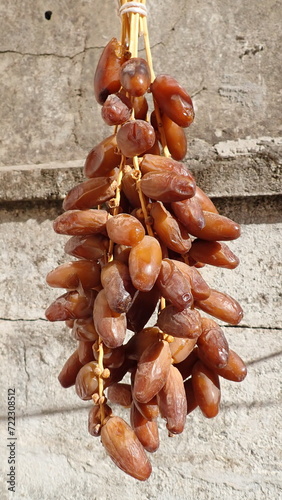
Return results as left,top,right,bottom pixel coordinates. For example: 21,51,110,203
45,36,246,481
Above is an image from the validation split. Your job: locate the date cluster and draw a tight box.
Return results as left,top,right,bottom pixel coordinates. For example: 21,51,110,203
45,35,246,481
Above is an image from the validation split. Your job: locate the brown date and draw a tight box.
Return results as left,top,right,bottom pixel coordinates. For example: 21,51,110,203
202,349,247,382
121,166,142,208
130,403,159,453
189,240,240,269
101,416,152,481
194,186,218,214
53,209,109,236
132,95,148,120
126,326,161,360
133,340,171,403
126,285,161,332
169,337,197,364
93,345,125,369
58,349,83,388
64,234,109,261
120,57,151,97
128,235,162,292
93,289,127,348
150,201,192,254
162,112,187,160
157,305,202,339
133,396,159,421
116,120,155,157
192,361,221,418
88,404,112,437
84,135,121,179
183,211,241,241
171,196,205,231
171,260,211,300
46,260,101,290
151,74,194,128
101,94,132,126
101,260,135,313
77,340,95,365
94,38,127,104
184,378,198,415
157,365,187,434
140,153,193,178
72,317,99,342
176,347,199,381
141,171,196,203
156,258,193,310
107,383,133,407
106,213,145,246
113,244,131,264
63,176,117,211
194,289,243,325
45,290,95,322
197,318,229,369
75,361,99,400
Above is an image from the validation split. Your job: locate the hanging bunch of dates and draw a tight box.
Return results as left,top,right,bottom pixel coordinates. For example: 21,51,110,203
45,0,246,481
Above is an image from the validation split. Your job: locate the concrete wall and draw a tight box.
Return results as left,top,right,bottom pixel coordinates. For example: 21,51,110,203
0,1,281,499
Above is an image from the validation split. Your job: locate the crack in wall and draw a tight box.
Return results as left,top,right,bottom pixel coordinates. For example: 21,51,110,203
0,46,107,60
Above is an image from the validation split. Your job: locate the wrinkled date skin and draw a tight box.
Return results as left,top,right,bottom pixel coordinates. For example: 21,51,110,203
150,201,192,254
133,340,172,403
101,260,135,313
106,213,145,246
101,416,152,481
116,120,155,157
157,365,187,434
156,259,193,310
93,289,127,348
157,305,202,339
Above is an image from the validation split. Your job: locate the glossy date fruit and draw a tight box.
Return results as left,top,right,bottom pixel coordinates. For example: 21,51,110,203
150,201,192,254
192,361,221,418
46,260,101,290
194,289,243,325
151,74,194,128
94,38,127,104
53,209,109,236
120,57,151,97
128,235,162,292
84,135,121,179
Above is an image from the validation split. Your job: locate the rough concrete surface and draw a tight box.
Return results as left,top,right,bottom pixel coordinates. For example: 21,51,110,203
0,0,282,499
0,1,281,166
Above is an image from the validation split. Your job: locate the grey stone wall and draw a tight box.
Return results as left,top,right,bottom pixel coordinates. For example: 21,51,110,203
0,1,281,499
